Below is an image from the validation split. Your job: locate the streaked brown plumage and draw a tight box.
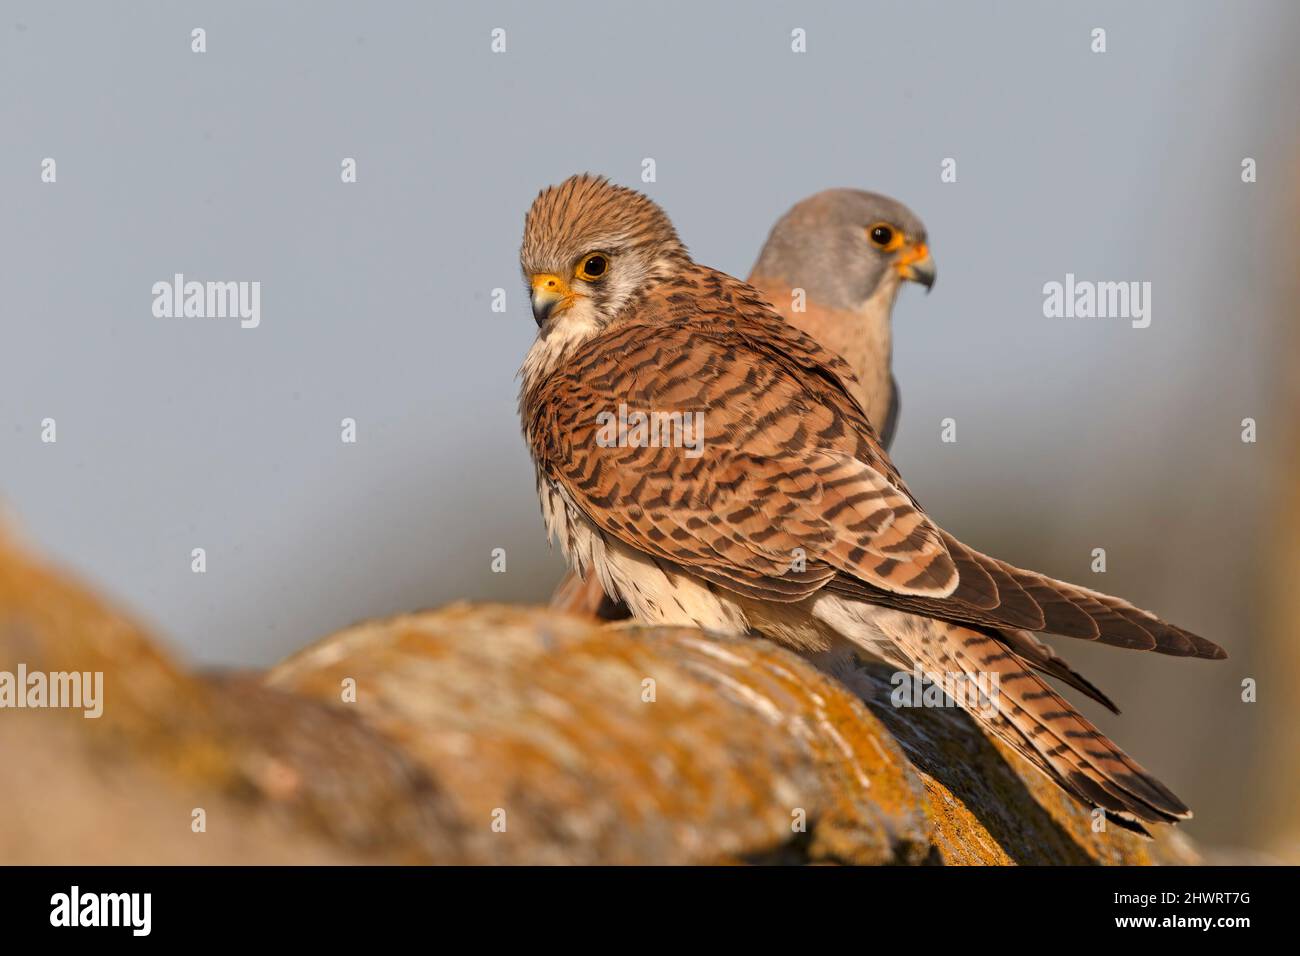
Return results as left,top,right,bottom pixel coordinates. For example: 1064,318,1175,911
518,174,1225,831
551,188,935,617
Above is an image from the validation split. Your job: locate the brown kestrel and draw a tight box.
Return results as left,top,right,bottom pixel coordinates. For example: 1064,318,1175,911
551,187,935,616
517,174,1225,831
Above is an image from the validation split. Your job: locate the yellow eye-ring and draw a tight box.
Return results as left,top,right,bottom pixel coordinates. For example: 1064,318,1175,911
867,223,905,253
575,252,610,281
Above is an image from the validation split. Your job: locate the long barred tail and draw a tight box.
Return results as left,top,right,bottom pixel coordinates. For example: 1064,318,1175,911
872,610,1192,833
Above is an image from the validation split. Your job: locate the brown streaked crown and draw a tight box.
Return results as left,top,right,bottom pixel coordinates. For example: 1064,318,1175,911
521,174,685,276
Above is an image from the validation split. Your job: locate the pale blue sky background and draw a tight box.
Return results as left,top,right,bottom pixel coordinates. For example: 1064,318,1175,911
3,1,1297,848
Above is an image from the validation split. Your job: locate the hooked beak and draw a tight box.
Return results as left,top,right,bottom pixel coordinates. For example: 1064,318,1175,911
530,273,573,326
895,242,936,292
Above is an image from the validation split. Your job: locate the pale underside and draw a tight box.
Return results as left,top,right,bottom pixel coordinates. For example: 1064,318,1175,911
542,467,965,675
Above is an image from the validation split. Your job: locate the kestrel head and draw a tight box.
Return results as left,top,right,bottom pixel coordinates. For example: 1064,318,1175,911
751,189,936,311
521,174,686,330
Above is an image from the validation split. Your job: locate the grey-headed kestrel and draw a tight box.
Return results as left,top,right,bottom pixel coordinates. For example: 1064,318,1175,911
551,188,935,616
518,174,1226,831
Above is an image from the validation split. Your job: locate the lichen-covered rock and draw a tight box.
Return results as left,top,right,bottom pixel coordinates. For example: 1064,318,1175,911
0,523,1199,865
269,604,1198,865
268,603,933,864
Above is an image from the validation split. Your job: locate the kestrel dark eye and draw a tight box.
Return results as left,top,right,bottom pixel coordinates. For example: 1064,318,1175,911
866,222,905,252
576,253,609,281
